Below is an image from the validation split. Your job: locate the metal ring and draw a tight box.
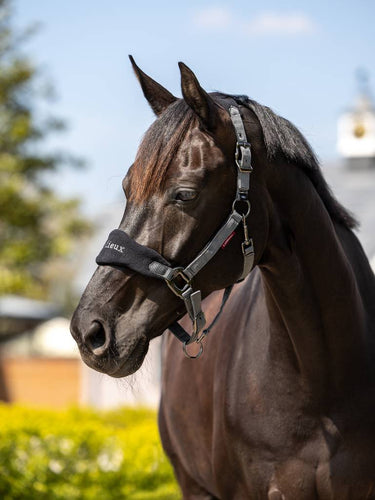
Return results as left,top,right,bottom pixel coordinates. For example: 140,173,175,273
232,199,250,218
183,341,204,359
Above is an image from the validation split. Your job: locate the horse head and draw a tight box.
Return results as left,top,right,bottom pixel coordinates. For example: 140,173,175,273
70,59,270,377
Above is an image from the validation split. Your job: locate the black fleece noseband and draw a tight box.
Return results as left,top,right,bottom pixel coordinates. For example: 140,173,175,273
96,230,171,278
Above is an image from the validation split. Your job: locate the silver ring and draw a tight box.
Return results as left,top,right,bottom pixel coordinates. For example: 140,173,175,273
232,199,250,218
183,341,204,359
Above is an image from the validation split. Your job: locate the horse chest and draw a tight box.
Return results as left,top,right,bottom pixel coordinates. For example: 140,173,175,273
213,372,375,498
161,331,375,499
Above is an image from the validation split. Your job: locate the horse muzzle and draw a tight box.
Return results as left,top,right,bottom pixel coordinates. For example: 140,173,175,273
70,311,149,378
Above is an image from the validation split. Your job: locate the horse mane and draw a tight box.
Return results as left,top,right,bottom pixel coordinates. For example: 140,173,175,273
129,92,357,230
225,93,358,230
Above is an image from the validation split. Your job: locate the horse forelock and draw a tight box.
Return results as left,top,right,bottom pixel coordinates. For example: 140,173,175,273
129,99,198,203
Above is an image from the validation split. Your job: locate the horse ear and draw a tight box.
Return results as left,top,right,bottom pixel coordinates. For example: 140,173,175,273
129,55,177,116
178,62,218,129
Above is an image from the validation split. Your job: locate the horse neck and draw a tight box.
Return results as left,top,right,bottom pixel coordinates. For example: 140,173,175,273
259,163,374,405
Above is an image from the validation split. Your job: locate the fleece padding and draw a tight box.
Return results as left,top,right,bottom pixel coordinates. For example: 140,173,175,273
96,229,170,278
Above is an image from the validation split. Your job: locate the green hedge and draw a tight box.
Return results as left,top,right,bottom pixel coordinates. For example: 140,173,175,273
0,405,180,500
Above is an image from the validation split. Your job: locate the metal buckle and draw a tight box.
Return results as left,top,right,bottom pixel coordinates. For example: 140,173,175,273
235,141,253,172
165,268,191,297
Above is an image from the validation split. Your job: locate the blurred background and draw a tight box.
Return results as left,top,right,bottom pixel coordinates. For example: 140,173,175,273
0,0,374,497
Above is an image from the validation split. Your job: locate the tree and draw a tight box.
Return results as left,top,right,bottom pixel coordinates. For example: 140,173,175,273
0,0,92,302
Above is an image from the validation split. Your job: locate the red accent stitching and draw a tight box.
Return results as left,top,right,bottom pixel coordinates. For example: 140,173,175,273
221,231,235,249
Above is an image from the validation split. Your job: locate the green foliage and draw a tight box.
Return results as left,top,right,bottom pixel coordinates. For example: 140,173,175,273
0,405,180,500
0,0,92,300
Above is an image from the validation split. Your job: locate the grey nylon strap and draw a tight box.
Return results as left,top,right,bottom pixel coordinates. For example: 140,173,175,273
229,106,248,144
184,210,242,280
148,261,175,280
186,289,206,341
149,211,242,281
229,105,254,282
229,106,252,197
239,239,255,281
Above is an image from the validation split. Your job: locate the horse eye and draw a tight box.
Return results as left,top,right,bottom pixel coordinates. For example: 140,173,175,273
175,190,198,202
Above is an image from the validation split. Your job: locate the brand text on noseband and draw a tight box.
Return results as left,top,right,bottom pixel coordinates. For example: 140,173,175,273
104,240,126,254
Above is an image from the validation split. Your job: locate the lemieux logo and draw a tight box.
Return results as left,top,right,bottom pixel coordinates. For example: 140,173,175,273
104,240,126,254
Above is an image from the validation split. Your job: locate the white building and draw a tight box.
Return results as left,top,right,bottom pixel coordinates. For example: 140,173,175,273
337,70,375,169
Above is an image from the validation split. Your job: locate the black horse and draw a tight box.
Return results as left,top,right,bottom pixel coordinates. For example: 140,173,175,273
71,59,375,499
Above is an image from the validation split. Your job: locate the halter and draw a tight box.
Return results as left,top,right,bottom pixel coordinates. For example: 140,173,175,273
96,106,254,358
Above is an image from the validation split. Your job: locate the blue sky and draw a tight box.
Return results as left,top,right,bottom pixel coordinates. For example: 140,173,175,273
16,0,375,215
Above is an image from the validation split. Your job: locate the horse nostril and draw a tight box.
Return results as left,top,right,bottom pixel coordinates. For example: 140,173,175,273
84,321,109,356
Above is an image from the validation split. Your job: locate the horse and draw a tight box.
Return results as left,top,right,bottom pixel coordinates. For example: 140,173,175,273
70,58,375,499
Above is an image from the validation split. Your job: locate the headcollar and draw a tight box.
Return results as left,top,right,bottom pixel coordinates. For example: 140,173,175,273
96,106,254,358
